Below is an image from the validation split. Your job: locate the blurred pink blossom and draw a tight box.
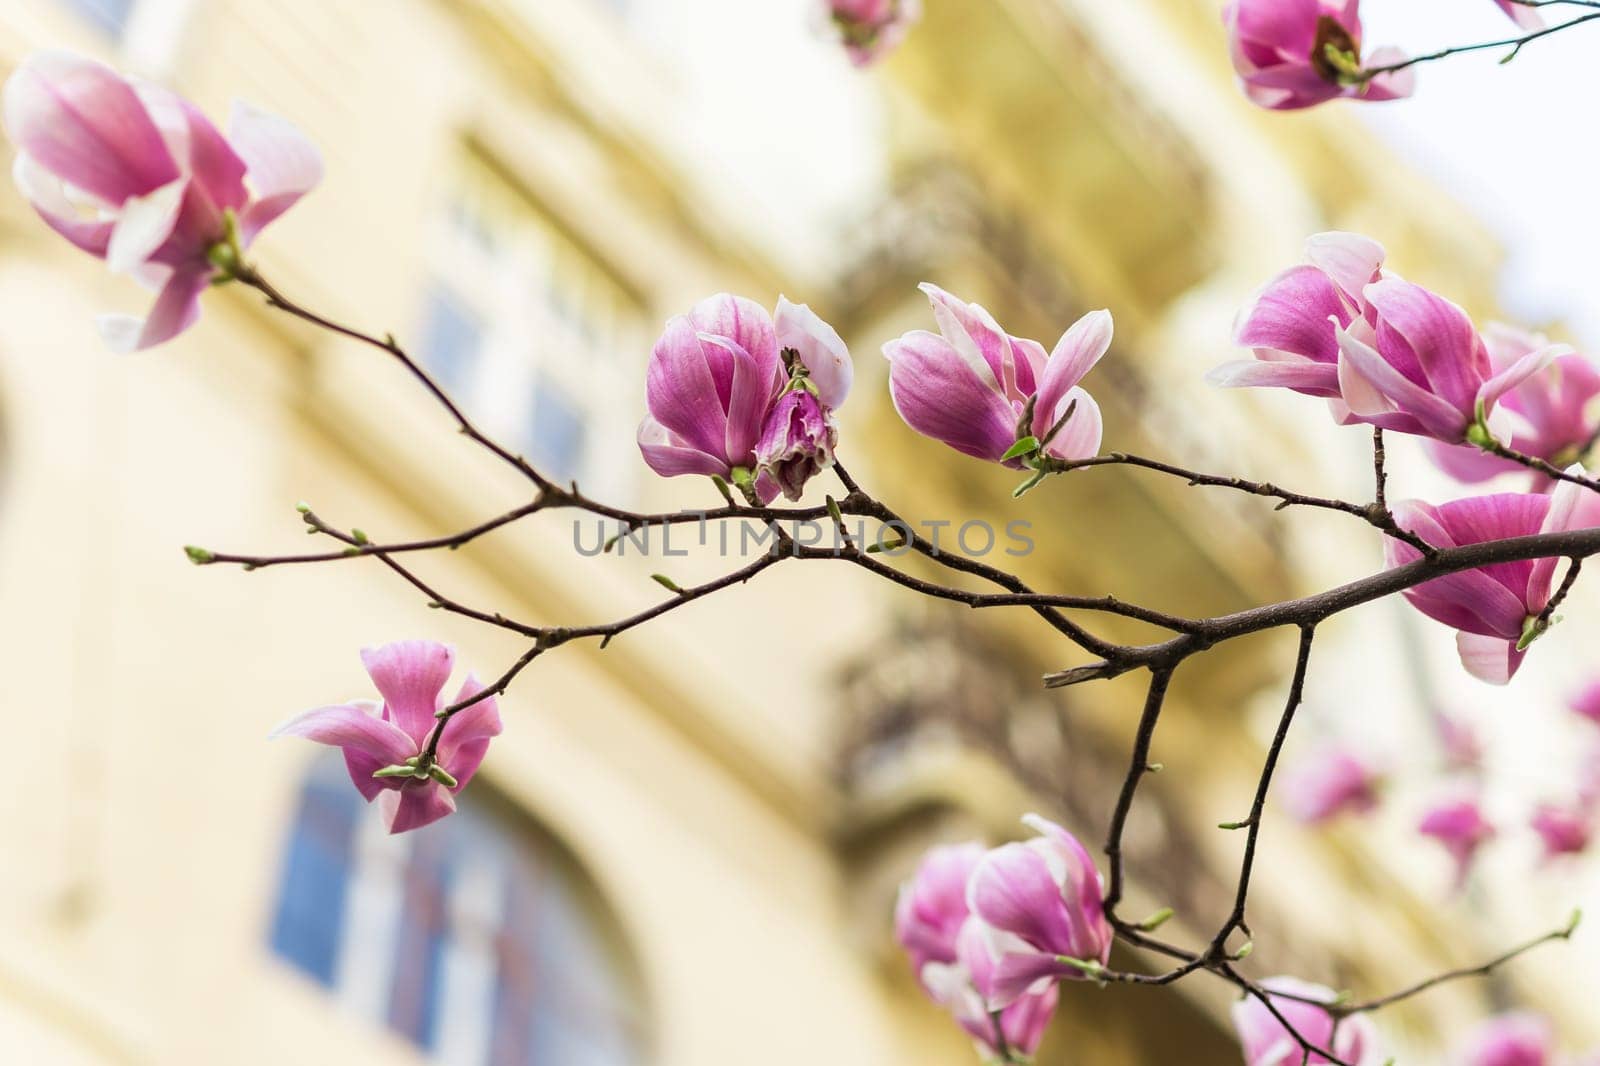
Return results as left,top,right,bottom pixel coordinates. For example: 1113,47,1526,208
1456,1012,1554,1066
1418,795,1496,888
826,0,921,66
1279,746,1383,824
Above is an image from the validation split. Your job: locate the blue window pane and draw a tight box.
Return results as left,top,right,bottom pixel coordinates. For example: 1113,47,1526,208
269,769,359,986
61,0,136,37
527,379,587,481
421,286,483,395
387,829,453,1051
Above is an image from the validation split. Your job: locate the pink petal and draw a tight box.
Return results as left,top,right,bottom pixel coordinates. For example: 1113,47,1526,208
1236,265,1349,365
360,640,454,744
106,178,186,275
380,783,457,834
228,100,323,244
271,700,417,771
434,674,502,792
687,294,778,383
1478,343,1565,421
1364,279,1485,417
1456,632,1524,685
1206,358,1342,396
1529,473,1586,609
646,315,728,460
2,51,179,206
1304,232,1385,309
698,333,773,466
96,265,211,352
884,330,1017,462
1032,309,1112,439
1038,386,1103,462
11,151,114,256
637,416,728,478
1336,319,1464,439
1493,0,1544,29
919,283,1007,394
775,296,852,411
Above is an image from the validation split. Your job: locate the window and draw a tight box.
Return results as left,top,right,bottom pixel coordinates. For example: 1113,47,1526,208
60,0,137,37
270,756,647,1065
418,155,644,499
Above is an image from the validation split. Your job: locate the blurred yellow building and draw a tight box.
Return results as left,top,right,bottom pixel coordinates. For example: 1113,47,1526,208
0,1,1589,1064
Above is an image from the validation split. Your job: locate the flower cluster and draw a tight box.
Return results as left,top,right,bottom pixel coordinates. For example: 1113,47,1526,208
894,816,1113,1062
1217,232,1598,684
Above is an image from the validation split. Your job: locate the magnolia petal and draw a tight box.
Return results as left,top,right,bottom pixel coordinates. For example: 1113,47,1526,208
700,333,771,466
884,331,1018,462
775,295,852,410
2,50,179,205
360,640,454,744
270,700,416,768
919,283,1005,393
1033,308,1112,435
1038,386,1103,463
1364,279,1485,415
1359,48,1417,101
11,151,115,256
1456,632,1524,686
106,178,186,275
1207,357,1342,396
637,416,728,478
229,100,324,243
1494,0,1544,29
435,674,502,792
688,294,778,382
1304,232,1386,309
96,264,211,352
1336,320,1464,439
380,783,457,834
1530,472,1586,608
1478,343,1566,419
646,315,728,460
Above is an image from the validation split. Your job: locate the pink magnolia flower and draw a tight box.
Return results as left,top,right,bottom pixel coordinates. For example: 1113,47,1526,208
1230,976,1381,1066
896,845,1059,1061
1579,742,1600,811
1213,234,1562,446
920,919,1059,1063
1456,1013,1554,1066
1493,1,1544,30
826,0,921,67
272,641,502,834
1279,746,1383,824
1531,802,1591,860
1418,795,1495,887
884,285,1109,468
3,51,321,350
1427,326,1600,486
963,814,1113,1008
1384,478,1587,684
1223,0,1413,110
638,295,851,504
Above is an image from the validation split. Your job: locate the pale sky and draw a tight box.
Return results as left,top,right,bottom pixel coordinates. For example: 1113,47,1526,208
1357,3,1600,346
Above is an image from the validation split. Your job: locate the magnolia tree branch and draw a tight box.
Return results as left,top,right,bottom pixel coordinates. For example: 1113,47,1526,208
198,268,1589,1047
